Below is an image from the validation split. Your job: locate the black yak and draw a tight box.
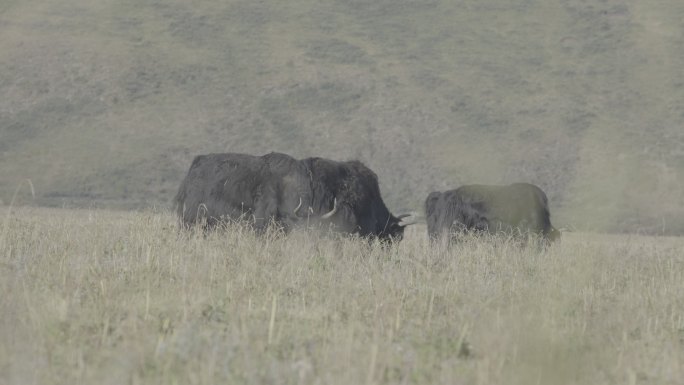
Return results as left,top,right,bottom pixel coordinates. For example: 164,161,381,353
174,152,413,240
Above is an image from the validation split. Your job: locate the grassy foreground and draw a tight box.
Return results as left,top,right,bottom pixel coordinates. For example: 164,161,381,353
1,207,683,385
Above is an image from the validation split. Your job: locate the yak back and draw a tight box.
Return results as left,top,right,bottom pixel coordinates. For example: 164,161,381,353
174,153,278,231
454,183,551,234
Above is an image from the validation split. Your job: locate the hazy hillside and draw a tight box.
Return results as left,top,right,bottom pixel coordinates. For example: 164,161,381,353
1,0,683,233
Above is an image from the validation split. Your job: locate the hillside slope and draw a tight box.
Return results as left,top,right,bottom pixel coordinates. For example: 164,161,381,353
1,0,683,233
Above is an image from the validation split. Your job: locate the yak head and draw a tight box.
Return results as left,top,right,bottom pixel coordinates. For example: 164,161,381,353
378,213,415,242
313,197,416,242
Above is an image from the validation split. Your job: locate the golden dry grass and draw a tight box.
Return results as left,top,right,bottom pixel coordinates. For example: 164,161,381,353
1,206,683,384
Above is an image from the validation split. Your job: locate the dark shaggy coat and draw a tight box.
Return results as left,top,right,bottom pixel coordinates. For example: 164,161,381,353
303,157,407,240
174,152,310,232
175,152,409,239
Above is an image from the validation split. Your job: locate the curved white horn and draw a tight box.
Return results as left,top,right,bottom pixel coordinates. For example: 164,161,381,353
293,197,302,215
321,198,338,219
397,212,420,227
398,217,418,227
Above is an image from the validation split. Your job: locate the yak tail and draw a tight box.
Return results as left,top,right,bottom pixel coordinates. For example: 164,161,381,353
173,187,186,217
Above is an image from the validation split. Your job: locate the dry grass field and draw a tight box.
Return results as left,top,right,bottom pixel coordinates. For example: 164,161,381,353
1,206,683,385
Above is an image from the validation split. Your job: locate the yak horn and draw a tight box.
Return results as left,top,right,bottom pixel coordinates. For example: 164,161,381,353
293,197,303,215
397,212,420,227
321,198,338,219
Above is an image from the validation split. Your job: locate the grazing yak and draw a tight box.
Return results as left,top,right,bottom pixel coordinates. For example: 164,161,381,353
425,183,560,243
174,152,413,240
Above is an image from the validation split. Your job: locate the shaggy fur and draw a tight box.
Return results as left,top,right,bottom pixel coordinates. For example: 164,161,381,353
175,152,409,240
303,157,407,240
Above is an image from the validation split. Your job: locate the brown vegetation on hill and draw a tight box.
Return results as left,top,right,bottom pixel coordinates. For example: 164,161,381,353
1,0,683,233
